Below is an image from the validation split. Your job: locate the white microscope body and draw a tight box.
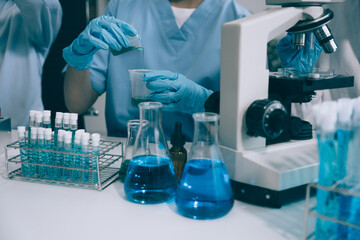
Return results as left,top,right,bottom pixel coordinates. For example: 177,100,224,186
219,0,347,207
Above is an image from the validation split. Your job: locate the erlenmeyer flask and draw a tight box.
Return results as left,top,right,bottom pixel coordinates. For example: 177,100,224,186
175,112,234,219
124,102,178,204
119,119,140,183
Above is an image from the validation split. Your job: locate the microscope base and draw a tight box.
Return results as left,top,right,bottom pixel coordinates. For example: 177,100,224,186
230,180,315,208
221,139,319,208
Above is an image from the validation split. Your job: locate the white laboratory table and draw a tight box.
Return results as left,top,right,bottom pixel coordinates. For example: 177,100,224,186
0,133,307,240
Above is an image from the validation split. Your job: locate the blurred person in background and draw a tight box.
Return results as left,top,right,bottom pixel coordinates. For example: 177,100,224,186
0,0,62,128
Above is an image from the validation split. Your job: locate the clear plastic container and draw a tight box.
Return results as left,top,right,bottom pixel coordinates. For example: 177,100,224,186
129,69,153,107
119,119,140,183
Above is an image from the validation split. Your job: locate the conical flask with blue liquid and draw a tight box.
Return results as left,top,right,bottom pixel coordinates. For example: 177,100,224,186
175,112,234,219
124,102,178,204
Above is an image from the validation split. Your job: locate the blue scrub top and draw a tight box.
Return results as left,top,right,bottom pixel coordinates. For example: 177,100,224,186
90,0,250,139
0,0,62,128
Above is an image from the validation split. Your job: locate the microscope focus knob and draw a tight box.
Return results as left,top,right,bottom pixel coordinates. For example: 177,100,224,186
245,99,289,139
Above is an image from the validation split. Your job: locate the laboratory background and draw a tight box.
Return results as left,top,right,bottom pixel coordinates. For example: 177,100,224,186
1,0,360,240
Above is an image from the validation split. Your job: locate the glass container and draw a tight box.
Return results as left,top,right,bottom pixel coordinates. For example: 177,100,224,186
124,102,177,204
175,112,234,219
119,119,140,183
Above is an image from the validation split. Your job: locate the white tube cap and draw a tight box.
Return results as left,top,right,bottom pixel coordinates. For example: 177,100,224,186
337,98,353,125
44,128,52,140
81,132,90,145
91,133,101,146
314,101,338,132
64,131,73,144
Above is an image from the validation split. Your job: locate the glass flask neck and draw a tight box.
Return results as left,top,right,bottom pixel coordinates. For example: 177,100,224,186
134,102,169,157
190,113,222,160
126,120,140,145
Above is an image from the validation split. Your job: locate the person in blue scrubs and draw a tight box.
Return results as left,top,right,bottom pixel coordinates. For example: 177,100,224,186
63,0,321,139
0,0,62,128
63,0,250,139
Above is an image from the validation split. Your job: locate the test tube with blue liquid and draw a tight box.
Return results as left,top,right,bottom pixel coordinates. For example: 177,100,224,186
72,129,84,182
17,126,29,177
81,132,90,183
91,133,100,185
63,131,73,181
335,98,354,239
54,130,65,180
343,97,360,239
28,127,38,177
28,110,36,144
313,101,339,239
37,128,47,179
54,112,63,146
44,128,53,179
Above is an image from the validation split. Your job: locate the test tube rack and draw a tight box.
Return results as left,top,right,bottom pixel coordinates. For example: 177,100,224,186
303,182,360,239
4,139,123,191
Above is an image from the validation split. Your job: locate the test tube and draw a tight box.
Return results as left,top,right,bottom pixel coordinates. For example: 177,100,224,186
43,110,51,128
91,133,100,185
81,132,90,183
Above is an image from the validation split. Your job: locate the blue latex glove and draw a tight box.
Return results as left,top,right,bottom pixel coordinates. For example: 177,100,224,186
63,16,138,70
277,33,323,72
142,71,214,114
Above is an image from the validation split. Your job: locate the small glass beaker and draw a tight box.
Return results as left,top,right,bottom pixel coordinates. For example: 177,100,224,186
129,69,153,107
175,112,234,219
119,120,140,183
124,102,178,204
110,34,143,55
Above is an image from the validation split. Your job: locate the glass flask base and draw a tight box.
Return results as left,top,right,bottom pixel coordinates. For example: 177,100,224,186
124,155,177,204
126,190,175,204
175,159,234,219
176,199,233,220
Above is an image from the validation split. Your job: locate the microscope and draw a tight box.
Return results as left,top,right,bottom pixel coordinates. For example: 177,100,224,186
219,0,354,208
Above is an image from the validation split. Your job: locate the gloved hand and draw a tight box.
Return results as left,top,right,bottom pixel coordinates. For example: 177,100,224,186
277,33,323,72
142,70,214,114
63,15,138,70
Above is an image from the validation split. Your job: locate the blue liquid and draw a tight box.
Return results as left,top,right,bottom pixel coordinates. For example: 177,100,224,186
315,136,339,239
91,150,99,185
71,144,81,182
38,141,47,179
19,141,29,176
54,144,64,180
63,153,71,182
337,190,352,239
348,196,360,239
124,155,177,204
47,147,55,180
28,139,38,177
81,154,90,183
175,159,234,220
44,139,53,180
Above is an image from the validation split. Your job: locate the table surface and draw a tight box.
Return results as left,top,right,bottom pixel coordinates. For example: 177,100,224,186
0,133,309,240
